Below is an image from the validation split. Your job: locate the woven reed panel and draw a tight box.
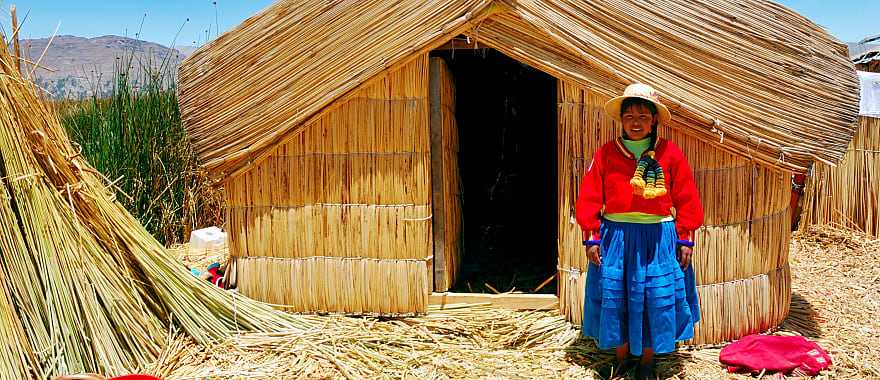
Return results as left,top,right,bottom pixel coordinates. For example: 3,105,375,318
236,256,429,315
801,116,880,238
557,80,792,344
227,56,432,313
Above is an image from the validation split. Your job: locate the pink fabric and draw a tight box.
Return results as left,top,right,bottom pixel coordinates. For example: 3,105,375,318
720,335,831,376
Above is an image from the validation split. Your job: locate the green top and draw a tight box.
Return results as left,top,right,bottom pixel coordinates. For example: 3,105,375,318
621,137,651,159
604,137,673,224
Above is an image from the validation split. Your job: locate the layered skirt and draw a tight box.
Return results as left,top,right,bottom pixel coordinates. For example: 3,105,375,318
582,220,700,355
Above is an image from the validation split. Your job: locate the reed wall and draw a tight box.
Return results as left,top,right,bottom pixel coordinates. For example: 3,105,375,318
557,81,792,344
801,116,880,237
226,56,433,313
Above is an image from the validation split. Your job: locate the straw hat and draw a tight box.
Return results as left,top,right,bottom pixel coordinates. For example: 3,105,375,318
604,83,672,125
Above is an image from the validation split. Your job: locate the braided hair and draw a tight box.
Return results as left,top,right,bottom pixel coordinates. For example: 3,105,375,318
621,98,668,199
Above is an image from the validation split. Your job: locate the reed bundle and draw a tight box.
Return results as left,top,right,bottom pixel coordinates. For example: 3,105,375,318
180,0,857,179
226,57,435,312
801,116,880,238
0,35,310,376
557,81,792,344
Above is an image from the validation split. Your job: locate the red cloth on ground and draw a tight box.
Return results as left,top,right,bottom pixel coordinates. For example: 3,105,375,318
575,137,704,242
719,335,832,376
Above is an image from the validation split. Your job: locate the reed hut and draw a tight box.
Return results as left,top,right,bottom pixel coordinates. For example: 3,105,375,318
800,43,880,237
852,34,880,73
177,0,859,344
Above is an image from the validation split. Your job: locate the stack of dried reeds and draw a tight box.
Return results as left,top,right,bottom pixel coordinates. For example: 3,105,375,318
0,34,309,377
556,81,792,345
800,116,880,238
227,57,435,314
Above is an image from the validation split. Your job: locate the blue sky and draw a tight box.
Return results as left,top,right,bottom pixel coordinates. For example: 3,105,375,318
1,0,878,46
1,0,275,48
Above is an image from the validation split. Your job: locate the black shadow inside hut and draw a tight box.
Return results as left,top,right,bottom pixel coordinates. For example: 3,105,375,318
430,48,558,294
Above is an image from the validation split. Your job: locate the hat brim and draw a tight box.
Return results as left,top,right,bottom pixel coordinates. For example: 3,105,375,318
603,95,672,125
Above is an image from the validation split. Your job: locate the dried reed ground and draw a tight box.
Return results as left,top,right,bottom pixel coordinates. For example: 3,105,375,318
163,226,878,379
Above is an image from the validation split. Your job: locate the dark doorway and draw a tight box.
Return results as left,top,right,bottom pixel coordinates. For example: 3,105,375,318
431,48,558,294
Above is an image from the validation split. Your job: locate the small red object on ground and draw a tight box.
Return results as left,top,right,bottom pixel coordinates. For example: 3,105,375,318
720,335,831,376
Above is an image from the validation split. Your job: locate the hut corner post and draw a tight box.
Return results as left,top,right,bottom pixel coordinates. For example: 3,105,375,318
10,5,21,74
429,58,448,292
10,5,22,74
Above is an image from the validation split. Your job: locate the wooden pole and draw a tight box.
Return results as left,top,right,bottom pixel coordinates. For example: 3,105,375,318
429,57,447,292
11,5,22,74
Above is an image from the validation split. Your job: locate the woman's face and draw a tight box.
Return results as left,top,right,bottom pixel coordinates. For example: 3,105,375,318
621,103,656,141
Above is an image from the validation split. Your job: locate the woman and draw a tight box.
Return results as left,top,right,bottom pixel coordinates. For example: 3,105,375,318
575,83,703,379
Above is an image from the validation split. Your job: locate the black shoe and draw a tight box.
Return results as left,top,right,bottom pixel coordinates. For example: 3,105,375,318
636,362,656,380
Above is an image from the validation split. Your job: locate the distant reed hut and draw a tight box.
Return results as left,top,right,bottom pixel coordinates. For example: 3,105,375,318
177,1,858,344
852,34,880,73
801,37,880,237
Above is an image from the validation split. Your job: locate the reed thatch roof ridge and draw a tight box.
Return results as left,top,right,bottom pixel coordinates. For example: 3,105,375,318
851,34,880,64
178,0,859,178
859,34,880,45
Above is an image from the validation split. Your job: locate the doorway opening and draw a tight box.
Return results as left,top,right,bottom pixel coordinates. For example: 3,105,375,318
432,47,558,294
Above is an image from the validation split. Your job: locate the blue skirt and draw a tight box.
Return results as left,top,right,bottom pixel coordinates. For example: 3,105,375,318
582,220,700,355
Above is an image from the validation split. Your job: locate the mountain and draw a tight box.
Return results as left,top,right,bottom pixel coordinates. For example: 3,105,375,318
14,35,191,99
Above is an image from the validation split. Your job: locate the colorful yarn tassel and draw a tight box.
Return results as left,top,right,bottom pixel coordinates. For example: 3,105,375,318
643,167,659,199
652,166,668,198
631,151,668,199
630,157,649,193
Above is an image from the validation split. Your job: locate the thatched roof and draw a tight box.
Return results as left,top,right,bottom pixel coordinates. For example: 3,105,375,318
179,0,859,177
852,34,880,65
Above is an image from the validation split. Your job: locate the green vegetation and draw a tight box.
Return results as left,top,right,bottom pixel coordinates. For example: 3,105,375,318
58,65,222,245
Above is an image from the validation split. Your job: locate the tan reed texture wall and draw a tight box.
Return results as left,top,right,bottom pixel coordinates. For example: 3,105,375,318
801,116,880,238
556,80,792,345
226,56,433,314
430,57,463,291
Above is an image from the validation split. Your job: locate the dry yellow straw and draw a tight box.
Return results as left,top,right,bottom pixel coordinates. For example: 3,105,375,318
0,31,310,377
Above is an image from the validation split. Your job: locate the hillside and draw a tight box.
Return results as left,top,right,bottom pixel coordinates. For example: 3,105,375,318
16,35,192,99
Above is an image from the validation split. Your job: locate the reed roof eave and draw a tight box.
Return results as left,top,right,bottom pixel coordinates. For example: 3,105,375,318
178,0,860,179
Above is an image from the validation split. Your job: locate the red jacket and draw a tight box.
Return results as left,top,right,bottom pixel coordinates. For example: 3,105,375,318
575,137,704,243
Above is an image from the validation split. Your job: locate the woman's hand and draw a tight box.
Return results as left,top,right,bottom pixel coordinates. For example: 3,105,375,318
677,245,693,269
586,245,602,266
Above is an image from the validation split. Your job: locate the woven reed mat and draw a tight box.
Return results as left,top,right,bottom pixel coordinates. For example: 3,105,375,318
154,226,877,379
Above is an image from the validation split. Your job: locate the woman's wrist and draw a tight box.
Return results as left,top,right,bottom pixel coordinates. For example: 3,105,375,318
582,229,601,246
676,239,695,248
